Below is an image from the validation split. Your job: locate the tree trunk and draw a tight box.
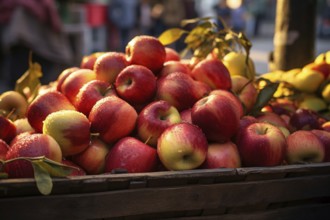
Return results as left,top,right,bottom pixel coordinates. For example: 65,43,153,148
270,0,317,71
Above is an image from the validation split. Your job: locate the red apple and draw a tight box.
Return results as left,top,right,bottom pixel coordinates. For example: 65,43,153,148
105,136,158,173
9,131,33,147
164,47,180,62
89,96,138,144
159,60,191,78
235,122,286,167
157,122,208,171
209,89,244,118
201,141,241,169
56,67,80,92
156,72,211,111
5,133,62,178
0,90,28,120
190,58,232,90
137,100,181,147
180,108,192,124
0,116,16,144
93,52,128,84
311,129,330,162
60,69,97,105
75,79,116,116
115,65,157,105
126,35,166,74
256,112,289,128
191,93,240,143
43,110,91,157
286,130,325,164
234,115,258,141
71,138,110,174
80,52,105,70
27,91,76,132
231,75,258,113
0,139,9,160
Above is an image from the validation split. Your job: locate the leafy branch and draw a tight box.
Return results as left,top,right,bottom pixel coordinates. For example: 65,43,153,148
14,52,43,104
158,16,252,61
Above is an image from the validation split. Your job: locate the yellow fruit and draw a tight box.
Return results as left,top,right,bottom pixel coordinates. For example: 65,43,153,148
273,82,294,98
222,52,256,80
261,70,284,82
298,94,327,112
282,68,301,85
315,51,330,64
288,69,325,93
322,83,330,103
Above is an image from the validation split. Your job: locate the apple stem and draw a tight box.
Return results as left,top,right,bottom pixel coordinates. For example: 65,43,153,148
264,127,268,133
144,136,153,145
90,132,100,138
6,108,16,120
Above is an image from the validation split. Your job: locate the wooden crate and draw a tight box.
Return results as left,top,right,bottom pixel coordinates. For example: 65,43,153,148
0,163,330,220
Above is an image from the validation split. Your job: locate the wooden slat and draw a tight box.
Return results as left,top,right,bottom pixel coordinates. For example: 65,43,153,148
0,175,329,219
2,163,330,197
161,203,330,220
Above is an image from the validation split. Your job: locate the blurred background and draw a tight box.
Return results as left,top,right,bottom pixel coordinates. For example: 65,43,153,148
0,0,330,93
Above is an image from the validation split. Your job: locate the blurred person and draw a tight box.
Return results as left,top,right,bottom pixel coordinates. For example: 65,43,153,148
150,0,186,36
230,0,248,33
108,0,139,52
0,0,73,88
137,0,153,35
246,0,267,37
149,0,186,51
194,0,218,18
214,0,232,29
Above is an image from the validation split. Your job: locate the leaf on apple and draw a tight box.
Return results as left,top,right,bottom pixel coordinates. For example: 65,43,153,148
15,52,42,104
31,160,53,195
250,78,279,116
3,156,79,195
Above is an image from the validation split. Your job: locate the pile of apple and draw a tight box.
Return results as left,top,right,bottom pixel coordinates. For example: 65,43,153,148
1,35,330,180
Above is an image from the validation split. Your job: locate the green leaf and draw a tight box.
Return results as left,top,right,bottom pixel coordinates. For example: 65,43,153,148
32,160,53,195
14,52,42,103
158,28,187,46
250,78,279,116
41,157,77,177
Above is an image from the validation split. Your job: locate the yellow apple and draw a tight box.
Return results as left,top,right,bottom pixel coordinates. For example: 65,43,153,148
0,91,28,120
298,94,327,112
222,51,256,80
